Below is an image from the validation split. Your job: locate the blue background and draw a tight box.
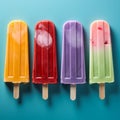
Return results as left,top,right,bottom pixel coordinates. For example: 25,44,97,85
0,0,120,120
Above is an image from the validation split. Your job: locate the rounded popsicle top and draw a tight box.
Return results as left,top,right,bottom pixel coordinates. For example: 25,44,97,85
61,20,86,84
63,20,83,48
7,20,28,35
32,20,57,84
34,20,56,48
35,20,55,30
7,20,28,44
8,20,27,28
90,20,109,29
90,20,111,47
63,20,83,29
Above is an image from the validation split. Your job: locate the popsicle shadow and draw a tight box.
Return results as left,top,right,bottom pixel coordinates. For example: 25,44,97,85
5,83,13,93
78,84,90,102
76,25,90,106
83,22,99,99
83,23,89,84
56,23,61,83
19,27,33,103
61,83,90,107
33,83,60,106
33,84,42,96
90,27,120,104
5,82,31,103
104,27,120,105
47,25,61,105
48,84,60,105
19,82,32,103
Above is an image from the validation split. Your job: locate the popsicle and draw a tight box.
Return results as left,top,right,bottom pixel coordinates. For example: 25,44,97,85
89,20,114,99
61,20,86,100
4,20,29,99
32,20,58,100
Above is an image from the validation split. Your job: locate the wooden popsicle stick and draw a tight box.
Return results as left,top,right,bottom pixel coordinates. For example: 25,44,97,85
70,84,76,101
42,84,48,100
13,83,20,99
99,83,105,100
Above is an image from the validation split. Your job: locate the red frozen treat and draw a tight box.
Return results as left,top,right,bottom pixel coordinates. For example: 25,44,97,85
32,20,58,84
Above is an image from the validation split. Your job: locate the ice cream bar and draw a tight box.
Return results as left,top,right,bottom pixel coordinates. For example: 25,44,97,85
61,20,86,100
4,20,29,99
89,20,114,99
32,20,57,100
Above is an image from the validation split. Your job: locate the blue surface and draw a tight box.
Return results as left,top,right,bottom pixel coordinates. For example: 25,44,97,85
0,0,120,120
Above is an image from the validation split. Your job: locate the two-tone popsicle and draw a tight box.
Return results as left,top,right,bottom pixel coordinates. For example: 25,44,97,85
89,20,114,99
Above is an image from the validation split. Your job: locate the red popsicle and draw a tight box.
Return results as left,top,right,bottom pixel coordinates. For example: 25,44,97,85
32,20,58,100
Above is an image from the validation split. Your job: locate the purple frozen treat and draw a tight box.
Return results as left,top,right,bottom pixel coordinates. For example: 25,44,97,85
61,20,86,84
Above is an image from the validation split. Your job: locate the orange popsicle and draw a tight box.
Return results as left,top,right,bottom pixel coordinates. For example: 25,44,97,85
4,20,29,99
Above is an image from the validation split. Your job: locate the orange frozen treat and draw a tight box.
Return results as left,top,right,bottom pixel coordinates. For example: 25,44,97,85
4,20,29,99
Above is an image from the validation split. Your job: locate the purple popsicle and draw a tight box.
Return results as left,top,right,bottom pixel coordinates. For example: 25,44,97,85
61,20,86,100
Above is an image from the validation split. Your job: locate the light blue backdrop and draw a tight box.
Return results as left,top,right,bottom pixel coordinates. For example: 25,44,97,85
0,0,120,120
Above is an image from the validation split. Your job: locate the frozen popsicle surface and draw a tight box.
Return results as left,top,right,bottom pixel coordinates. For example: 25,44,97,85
32,20,57,84
89,20,114,84
61,20,86,84
4,20,29,83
